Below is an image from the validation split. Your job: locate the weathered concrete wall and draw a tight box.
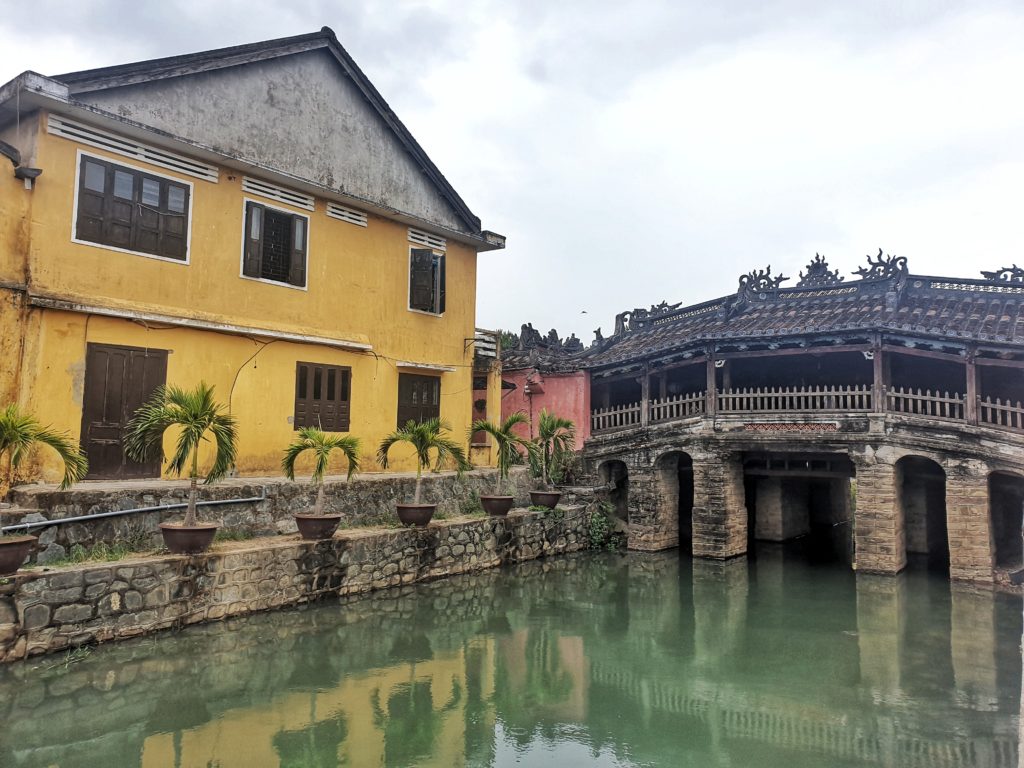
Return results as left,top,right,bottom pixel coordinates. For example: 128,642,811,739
4,468,536,564
501,368,592,449
79,50,469,233
0,505,589,662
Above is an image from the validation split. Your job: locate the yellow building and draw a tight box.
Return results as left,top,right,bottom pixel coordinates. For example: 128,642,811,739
0,28,505,481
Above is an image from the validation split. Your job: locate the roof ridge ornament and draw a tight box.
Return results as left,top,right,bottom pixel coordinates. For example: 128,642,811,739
797,254,844,288
738,266,789,296
853,248,908,280
980,265,1024,283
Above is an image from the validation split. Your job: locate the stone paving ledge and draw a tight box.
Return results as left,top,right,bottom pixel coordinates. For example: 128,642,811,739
0,505,591,663
2,468,542,565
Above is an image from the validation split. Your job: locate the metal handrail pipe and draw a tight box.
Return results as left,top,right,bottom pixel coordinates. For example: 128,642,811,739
0,492,267,534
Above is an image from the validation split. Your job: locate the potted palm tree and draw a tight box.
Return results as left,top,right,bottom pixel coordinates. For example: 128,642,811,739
469,411,533,516
377,418,471,527
0,404,88,575
124,382,238,554
530,409,576,509
282,427,360,540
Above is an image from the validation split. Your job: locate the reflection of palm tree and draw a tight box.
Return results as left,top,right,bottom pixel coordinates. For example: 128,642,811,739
272,709,348,768
371,675,462,768
493,628,575,745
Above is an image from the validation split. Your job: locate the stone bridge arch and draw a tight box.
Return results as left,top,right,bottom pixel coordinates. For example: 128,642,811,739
895,455,949,571
988,470,1024,571
654,450,694,553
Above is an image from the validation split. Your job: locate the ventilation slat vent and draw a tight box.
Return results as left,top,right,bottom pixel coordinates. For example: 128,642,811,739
931,281,1024,295
241,177,315,210
47,115,219,182
408,228,446,251
325,202,368,227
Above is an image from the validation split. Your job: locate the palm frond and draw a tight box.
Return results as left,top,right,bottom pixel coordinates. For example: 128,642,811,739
283,428,360,483
0,404,89,489
123,381,237,481
377,418,470,473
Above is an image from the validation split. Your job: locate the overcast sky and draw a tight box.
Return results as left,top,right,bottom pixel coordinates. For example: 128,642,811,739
3,1,1023,343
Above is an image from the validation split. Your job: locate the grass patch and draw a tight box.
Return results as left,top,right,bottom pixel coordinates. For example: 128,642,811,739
213,528,256,543
45,540,145,567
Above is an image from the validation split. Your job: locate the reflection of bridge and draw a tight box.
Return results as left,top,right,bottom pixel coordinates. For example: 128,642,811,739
589,662,1019,768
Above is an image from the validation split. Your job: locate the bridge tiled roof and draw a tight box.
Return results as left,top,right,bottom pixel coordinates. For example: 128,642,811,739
503,257,1024,372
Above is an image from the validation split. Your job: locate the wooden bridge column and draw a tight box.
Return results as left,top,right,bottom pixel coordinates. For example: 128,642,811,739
640,364,650,427
964,351,978,425
871,341,884,412
692,452,747,559
943,458,993,583
853,455,906,574
705,349,717,418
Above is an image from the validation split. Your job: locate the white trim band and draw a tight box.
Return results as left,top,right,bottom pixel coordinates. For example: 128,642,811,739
395,360,456,373
28,296,373,352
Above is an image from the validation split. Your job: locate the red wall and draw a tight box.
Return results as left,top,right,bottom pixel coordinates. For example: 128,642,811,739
501,368,590,449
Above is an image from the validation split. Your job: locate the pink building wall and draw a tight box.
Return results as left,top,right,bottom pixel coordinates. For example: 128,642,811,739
501,368,591,450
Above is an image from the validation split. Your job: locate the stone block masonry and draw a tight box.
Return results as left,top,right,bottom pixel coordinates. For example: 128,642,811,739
3,468,537,564
0,506,589,662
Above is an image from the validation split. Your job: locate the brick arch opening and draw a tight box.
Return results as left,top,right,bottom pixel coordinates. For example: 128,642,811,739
655,451,694,549
896,456,948,571
989,471,1024,569
599,460,630,523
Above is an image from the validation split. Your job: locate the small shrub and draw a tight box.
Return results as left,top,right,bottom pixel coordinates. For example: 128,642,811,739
460,490,485,517
589,502,625,550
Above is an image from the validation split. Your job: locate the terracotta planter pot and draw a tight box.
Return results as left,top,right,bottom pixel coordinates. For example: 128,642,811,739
0,535,36,576
479,495,514,517
294,514,342,540
529,491,561,509
396,504,435,527
160,523,218,555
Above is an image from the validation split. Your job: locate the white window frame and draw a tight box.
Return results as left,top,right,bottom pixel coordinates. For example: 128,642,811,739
70,149,195,266
238,197,311,292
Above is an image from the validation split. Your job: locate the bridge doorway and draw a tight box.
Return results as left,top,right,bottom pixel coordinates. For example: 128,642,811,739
989,472,1024,570
742,453,855,563
655,452,694,549
599,460,630,523
896,456,949,572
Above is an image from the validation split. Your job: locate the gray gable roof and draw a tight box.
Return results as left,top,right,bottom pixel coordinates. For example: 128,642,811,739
54,28,483,235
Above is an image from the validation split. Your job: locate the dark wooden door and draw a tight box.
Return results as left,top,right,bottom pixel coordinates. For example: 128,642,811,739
80,343,168,479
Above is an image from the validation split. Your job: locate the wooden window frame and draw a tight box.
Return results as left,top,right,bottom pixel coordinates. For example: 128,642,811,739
397,373,441,427
408,247,446,315
294,361,351,432
239,198,310,291
71,150,193,264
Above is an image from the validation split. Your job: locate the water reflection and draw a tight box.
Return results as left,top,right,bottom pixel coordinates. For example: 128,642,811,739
0,549,1019,767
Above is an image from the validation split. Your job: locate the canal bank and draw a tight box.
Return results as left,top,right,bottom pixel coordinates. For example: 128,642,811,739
0,506,591,662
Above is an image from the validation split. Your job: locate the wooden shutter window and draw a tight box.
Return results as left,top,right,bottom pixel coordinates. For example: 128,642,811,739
438,253,446,314
75,156,190,261
288,214,307,287
294,362,350,431
410,248,436,312
243,202,264,277
397,373,441,426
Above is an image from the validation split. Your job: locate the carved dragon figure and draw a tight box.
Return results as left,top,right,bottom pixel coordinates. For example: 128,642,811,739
854,248,908,280
980,264,1024,283
738,265,789,295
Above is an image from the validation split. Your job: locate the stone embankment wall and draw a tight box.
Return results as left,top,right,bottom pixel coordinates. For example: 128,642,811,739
0,506,590,662
3,468,537,564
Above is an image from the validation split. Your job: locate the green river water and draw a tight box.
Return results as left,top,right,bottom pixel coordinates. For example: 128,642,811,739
0,546,1020,767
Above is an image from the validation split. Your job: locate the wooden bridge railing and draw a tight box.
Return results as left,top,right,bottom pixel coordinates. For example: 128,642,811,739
649,392,706,422
591,402,643,432
885,387,964,421
717,385,873,414
591,384,1024,436
979,396,1024,430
